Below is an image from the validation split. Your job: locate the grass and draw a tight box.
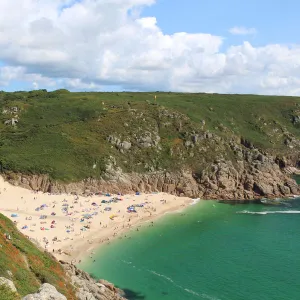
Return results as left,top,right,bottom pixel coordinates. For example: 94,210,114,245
0,213,76,298
0,90,299,182
0,284,20,300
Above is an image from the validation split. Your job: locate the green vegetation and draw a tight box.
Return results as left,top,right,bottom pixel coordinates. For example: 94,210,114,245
0,213,76,298
0,283,20,300
0,90,299,182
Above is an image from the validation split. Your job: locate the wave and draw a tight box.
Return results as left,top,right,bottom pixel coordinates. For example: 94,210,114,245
237,210,300,215
185,288,200,296
148,270,174,283
184,289,221,300
191,198,201,205
121,260,132,265
148,269,221,299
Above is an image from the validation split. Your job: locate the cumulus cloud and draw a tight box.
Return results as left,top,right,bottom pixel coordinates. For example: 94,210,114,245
229,26,257,35
0,0,299,95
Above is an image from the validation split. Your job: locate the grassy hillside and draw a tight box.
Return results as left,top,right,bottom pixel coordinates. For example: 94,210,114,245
0,213,76,298
0,90,299,182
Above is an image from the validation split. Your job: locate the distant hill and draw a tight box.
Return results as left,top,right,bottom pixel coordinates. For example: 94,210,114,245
0,90,299,199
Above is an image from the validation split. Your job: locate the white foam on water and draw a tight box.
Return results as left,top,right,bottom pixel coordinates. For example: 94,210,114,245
237,210,300,215
148,269,221,300
184,288,222,300
184,288,200,296
237,210,268,215
191,198,201,205
148,270,174,283
121,260,132,265
275,210,300,214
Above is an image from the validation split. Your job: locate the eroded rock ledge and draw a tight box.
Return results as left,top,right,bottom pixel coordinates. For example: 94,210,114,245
60,261,126,300
3,153,299,201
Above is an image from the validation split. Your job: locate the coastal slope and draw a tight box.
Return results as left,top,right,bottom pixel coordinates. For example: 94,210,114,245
0,90,299,199
0,212,126,299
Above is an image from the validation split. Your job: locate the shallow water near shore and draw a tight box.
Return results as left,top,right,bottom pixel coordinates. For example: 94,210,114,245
81,198,300,300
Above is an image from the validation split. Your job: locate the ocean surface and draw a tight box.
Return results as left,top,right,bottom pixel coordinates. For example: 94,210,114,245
81,195,300,300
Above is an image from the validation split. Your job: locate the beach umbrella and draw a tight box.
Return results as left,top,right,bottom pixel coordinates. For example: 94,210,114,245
83,213,92,218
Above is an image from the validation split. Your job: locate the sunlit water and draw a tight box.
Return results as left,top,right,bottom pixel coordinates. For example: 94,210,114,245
81,195,300,300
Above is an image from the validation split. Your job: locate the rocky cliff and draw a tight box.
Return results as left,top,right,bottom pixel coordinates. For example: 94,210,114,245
60,261,125,300
1,91,300,200
19,261,126,300
4,142,299,200
1,269,126,300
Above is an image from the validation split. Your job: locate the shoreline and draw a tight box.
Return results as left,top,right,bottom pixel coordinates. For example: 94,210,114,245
0,176,192,263
71,198,193,265
1,173,298,265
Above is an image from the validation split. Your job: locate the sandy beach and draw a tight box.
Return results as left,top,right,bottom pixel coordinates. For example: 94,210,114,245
0,176,192,263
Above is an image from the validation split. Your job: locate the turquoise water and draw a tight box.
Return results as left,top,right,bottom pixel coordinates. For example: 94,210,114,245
81,198,300,300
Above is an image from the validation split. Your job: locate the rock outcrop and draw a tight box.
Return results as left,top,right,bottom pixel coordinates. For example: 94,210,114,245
22,283,66,300
2,133,299,200
3,158,299,200
60,261,126,300
15,262,126,300
0,277,17,292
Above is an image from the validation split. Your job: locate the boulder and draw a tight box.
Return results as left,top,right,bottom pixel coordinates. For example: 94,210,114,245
253,182,273,196
60,261,126,300
22,283,67,300
119,141,131,151
0,277,17,292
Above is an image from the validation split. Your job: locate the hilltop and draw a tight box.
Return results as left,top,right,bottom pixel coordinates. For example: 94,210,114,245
0,90,299,199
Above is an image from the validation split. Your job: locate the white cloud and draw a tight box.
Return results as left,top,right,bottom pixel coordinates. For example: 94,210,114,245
32,82,39,90
0,0,299,95
229,26,257,35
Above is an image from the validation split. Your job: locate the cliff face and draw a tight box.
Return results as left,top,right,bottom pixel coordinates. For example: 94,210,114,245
1,91,300,200
4,142,299,200
60,261,126,300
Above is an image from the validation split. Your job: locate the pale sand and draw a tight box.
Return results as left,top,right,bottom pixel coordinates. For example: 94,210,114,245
0,176,192,263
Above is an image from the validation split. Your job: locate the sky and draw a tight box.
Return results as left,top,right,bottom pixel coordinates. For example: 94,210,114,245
1,0,300,95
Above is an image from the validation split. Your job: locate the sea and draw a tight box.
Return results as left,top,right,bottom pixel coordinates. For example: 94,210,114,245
81,180,300,300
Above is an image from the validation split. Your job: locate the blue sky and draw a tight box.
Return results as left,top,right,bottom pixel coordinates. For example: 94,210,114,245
1,0,300,94
142,0,300,45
